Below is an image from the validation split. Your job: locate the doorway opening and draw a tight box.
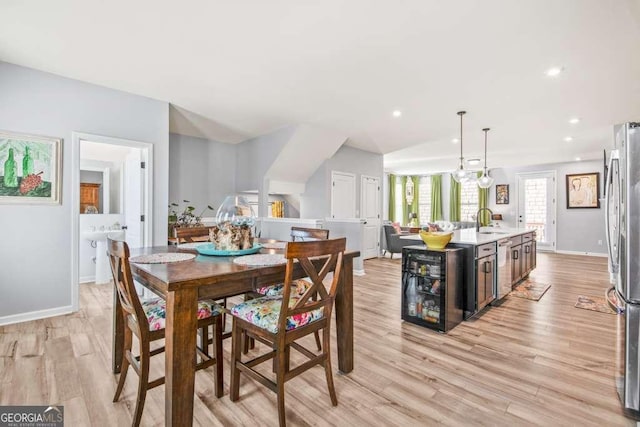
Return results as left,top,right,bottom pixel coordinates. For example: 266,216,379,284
70,132,153,311
516,171,556,251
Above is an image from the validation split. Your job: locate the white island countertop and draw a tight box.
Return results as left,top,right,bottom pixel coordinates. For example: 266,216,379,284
400,227,532,246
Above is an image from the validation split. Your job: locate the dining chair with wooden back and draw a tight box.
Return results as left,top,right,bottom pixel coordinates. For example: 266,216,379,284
229,237,346,427
107,238,224,427
247,226,330,351
290,226,330,242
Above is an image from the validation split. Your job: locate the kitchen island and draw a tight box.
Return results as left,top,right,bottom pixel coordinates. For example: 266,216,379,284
402,227,537,318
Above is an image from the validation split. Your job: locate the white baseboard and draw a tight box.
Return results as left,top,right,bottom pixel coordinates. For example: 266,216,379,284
555,250,608,258
354,269,365,276
79,275,95,284
0,305,75,326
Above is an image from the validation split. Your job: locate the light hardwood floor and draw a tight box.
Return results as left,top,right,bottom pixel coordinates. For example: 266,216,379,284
0,253,634,426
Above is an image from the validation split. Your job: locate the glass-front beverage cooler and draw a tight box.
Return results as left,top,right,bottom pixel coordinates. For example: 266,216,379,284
401,246,463,332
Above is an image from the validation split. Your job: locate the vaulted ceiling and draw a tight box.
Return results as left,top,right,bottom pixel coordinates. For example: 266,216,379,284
1,0,639,173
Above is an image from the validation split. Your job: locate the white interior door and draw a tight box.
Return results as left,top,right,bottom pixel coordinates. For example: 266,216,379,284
124,149,144,249
331,171,356,219
361,175,381,259
517,171,556,251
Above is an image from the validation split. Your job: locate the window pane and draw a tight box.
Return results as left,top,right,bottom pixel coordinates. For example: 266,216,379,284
394,181,403,223
418,176,431,225
524,178,547,242
460,179,479,222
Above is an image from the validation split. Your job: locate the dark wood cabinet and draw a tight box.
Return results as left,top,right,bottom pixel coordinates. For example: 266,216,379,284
475,242,496,311
511,244,523,284
80,183,101,213
511,232,536,287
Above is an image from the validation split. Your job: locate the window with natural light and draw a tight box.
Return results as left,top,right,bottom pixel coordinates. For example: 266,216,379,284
460,179,479,222
418,176,431,225
524,178,547,242
394,180,403,223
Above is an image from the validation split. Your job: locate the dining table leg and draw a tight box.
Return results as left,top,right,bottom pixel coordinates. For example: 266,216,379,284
335,255,354,374
165,287,198,426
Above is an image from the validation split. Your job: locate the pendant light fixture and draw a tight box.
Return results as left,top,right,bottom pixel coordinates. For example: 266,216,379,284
477,127,494,189
451,111,475,184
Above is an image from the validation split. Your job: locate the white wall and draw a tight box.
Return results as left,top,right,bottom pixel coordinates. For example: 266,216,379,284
488,159,606,254
169,133,237,215
0,61,169,322
300,145,384,219
235,126,295,192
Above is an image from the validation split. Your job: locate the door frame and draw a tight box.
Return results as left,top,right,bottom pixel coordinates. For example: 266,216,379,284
516,170,557,252
70,132,153,311
330,170,356,219
360,174,382,258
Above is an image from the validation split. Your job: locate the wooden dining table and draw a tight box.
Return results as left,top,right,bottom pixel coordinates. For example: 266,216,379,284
111,242,359,426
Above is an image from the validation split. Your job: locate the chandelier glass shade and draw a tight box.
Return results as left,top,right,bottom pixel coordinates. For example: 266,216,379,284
451,111,476,184
477,128,494,189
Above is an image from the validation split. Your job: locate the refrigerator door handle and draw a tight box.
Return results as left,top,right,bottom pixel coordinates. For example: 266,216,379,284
604,149,619,280
605,286,624,314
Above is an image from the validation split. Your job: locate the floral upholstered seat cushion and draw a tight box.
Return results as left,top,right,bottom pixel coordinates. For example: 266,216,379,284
142,298,222,331
230,295,323,334
255,279,312,297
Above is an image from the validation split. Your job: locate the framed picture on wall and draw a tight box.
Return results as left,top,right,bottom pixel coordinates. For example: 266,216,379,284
496,184,509,204
0,130,62,204
566,172,600,209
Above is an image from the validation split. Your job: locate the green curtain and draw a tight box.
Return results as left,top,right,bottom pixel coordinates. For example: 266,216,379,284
388,174,396,222
401,176,408,225
477,171,490,226
449,175,461,222
430,174,443,221
410,176,419,226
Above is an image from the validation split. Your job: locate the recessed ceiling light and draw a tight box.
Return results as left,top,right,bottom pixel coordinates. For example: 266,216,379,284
564,136,573,142
575,157,581,161
467,158,481,166
392,110,402,118
451,138,459,144
545,67,564,77
569,117,580,124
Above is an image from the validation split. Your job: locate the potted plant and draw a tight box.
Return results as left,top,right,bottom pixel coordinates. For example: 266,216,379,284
168,200,214,234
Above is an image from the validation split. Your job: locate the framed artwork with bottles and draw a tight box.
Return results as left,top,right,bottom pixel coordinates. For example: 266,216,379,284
0,130,62,204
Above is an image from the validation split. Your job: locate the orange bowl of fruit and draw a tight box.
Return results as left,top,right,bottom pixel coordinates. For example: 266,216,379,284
419,230,453,249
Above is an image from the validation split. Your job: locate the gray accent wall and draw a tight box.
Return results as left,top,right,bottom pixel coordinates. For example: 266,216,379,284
235,126,295,192
488,159,606,254
0,61,169,320
169,133,237,215
300,145,384,219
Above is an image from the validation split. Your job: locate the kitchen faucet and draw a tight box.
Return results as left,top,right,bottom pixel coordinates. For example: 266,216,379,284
476,207,494,232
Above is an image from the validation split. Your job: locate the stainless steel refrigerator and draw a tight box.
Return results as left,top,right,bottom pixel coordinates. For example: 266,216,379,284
605,121,640,419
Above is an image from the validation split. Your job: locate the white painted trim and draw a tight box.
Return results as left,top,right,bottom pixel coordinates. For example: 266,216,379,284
354,269,365,276
71,133,81,312
555,250,608,257
260,217,323,224
79,275,95,284
0,305,73,327
72,132,154,316
324,218,366,223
